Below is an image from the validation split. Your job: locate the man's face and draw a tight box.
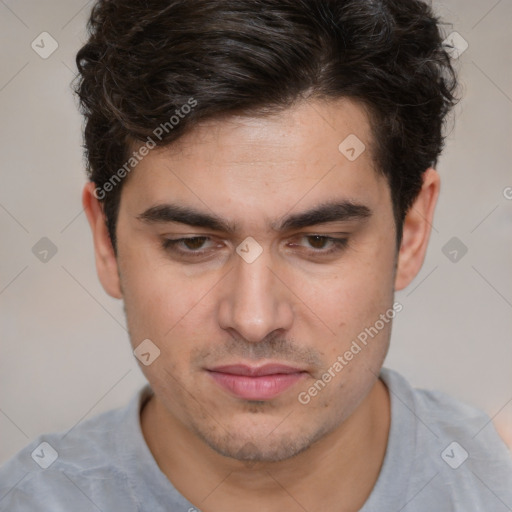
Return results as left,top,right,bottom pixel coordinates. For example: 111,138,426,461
115,98,398,461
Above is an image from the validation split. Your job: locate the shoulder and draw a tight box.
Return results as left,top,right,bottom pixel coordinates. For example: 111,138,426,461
380,368,512,511
0,387,150,512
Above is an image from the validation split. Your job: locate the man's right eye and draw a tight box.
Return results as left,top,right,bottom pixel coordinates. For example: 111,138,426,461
162,236,217,258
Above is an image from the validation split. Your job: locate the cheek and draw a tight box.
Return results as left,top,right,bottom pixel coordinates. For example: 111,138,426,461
117,244,189,344
120,262,199,395
295,239,396,366
295,239,395,323
119,248,223,381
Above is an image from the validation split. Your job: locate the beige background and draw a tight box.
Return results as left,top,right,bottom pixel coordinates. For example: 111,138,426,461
1,0,511,464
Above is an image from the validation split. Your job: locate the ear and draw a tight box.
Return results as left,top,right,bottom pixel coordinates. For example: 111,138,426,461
82,182,123,299
394,168,440,291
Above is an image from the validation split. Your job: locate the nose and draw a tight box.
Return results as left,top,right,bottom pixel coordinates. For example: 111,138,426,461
217,247,294,343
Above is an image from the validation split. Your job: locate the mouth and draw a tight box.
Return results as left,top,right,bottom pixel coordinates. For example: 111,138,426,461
206,363,308,401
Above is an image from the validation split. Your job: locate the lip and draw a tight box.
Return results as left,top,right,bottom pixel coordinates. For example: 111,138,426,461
207,364,307,400
210,364,305,376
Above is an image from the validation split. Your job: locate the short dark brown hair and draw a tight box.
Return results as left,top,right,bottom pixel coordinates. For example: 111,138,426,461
74,0,459,249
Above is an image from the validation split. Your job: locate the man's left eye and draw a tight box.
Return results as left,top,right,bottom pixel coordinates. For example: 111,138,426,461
292,235,349,255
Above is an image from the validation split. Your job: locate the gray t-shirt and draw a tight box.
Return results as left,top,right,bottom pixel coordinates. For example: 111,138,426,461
1,368,511,511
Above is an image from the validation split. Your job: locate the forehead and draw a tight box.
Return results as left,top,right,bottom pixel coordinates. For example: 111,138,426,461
121,98,389,225
149,98,375,168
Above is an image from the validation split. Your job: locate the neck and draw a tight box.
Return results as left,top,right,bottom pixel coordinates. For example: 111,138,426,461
141,378,390,512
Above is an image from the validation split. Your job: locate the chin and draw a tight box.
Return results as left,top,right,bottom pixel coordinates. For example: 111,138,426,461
191,420,330,463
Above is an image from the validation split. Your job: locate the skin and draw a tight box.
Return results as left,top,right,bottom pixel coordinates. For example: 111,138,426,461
83,98,440,512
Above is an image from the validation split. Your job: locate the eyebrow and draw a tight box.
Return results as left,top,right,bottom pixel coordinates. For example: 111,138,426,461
137,199,372,233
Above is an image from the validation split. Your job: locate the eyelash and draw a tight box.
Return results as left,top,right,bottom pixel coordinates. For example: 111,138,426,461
161,235,349,259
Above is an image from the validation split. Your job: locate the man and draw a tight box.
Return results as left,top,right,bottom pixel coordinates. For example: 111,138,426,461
1,0,511,510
